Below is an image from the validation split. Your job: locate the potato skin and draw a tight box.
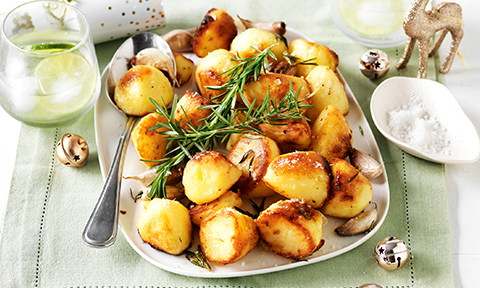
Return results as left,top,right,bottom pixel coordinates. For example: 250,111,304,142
228,134,281,198
114,65,173,116
256,199,324,259
173,52,194,86
131,112,169,167
189,190,243,226
258,117,312,153
231,28,287,65
288,39,339,78
137,198,192,255
174,90,213,131
200,208,259,264
195,49,238,100
183,151,242,204
306,65,349,121
263,151,331,208
193,8,237,58
310,105,352,161
321,158,372,218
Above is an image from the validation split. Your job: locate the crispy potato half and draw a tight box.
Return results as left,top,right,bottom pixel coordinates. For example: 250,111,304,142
193,8,237,58
306,65,349,121
258,117,312,153
183,151,242,204
321,158,372,218
310,105,352,161
137,198,192,255
263,151,331,208
174,90,213,131
189,190,243,226
231,28,287,65
114,65,173,117
195,49,238,100
288,39,339,78
200,208,259,264
131,112,169,167
173,52,194,86
228,133,281,198
256,198,325,259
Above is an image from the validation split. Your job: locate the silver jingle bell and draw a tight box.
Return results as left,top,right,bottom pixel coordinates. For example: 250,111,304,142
374,236,410,271
56,133,89,167
358,49,391,79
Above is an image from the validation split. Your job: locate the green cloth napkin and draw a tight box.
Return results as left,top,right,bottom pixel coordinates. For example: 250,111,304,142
0,0,454,287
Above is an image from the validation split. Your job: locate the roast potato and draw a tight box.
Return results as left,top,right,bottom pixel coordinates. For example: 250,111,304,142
263,151,331,208
137,198,192,255
288,39,339,78
114,65,174,116
256,198,325,259
228,133,281,198
189,190,243,226
174,90,213,131
131,112,169,167
173,52,194,86
193,8,237,58
183,151,242,204
305,65,349,121
199,207,259,264
310,105,352,160
230,28,287,65
321,158,372,218
195,49,238,100
258,117,312,152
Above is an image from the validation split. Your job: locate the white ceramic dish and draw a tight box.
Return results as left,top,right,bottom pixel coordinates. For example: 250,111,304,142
371,76,480,164
94,28,389,278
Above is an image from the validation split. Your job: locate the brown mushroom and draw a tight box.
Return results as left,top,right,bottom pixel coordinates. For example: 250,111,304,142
56,133,89,167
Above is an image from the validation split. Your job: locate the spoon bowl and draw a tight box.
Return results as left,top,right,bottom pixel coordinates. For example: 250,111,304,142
82,32,176,248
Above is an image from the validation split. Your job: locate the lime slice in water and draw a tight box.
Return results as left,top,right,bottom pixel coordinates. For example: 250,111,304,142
24,42,76,54
34,51,91,94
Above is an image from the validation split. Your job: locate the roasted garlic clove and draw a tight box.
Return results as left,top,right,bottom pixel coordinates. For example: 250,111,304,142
237,15,287,36
162,29,194,52
269,60,297,75
56,133,89,167
349,148,383,179
131,47,176,82
124,167,183,187
335,203,378,236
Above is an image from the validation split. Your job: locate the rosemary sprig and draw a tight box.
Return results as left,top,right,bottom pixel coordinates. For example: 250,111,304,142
146,47,312,199
185,245,212,271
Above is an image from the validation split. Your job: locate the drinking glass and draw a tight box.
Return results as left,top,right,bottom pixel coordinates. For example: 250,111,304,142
0,0,100,127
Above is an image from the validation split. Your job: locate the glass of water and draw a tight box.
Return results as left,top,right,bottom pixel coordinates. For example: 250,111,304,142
0,0,100,127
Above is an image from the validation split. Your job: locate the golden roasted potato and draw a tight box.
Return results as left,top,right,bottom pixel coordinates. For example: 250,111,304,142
310,105,352,160
137,198,192,255
258,117,312,152
256,198,325,259
114,65,174,116
228,133,281,198
243,73,311,109
183,151,242,204
321,158,372,218
174,90,213,131
288,39,339,78
193,8,237,58
263,151,331,208
199,207,259,264
173,52,194,86
306,65,349,120
231,28,287,65
189,190,243,226
195,49,238,100
131,112,169,167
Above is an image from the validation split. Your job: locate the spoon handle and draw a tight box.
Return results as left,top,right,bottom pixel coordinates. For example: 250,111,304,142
82,115,137,247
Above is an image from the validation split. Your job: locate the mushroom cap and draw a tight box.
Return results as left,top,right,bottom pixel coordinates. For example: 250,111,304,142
56,133,89,167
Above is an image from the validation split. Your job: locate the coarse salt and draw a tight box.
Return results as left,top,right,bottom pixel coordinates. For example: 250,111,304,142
387,95,451,156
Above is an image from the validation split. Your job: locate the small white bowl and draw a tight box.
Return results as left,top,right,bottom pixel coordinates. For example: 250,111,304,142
371,77,480,164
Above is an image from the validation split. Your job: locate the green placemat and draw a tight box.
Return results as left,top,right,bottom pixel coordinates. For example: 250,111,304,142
0,0,453,287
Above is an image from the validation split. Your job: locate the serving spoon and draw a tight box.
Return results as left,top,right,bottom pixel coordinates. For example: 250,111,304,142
82,32,176,247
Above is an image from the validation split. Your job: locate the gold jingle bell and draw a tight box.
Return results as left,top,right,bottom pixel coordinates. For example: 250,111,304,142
56,133,89,167
374,236,410,271
358,49,391,80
